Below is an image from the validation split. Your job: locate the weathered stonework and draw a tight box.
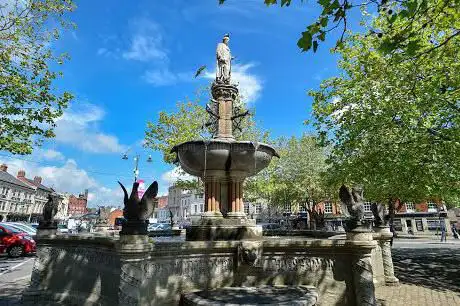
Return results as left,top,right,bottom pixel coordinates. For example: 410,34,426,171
373,226,399,286
23,236,379,306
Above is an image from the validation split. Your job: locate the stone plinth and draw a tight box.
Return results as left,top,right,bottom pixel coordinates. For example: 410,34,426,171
187,218,262,241
181,286,318,306
373,226,399,286
93,223,110,233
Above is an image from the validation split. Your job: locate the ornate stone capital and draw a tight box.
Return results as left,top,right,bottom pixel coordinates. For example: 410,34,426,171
211,83,238,101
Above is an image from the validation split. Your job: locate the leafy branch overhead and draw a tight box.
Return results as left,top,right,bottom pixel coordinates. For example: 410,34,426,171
218,0,460,58
310,2,460,203
0,0,75,154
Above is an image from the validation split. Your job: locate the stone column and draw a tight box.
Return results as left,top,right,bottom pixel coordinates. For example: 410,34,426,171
203,178,223,218
422,218,429,234
347,226,377,306
227,180,246,218
117,235,153,305
211,83,238,139
401,218,408,233
352,253,377,306
374,226,399,286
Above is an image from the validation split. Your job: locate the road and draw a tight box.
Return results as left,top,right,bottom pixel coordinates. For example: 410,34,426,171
0,255,35,306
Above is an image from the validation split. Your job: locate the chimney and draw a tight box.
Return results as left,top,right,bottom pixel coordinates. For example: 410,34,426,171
34,176,42,185
17,170,25,178
84,189,89,199
0,164,7,172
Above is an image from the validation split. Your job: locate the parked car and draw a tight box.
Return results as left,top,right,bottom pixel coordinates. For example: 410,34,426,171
3,222,36,236
0,224,36,257
57,224,69,234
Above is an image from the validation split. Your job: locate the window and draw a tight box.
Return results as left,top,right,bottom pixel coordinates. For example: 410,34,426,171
244,203,250,215
405,202,415,212
255,203,262,214
427,202,438,212
324,202,333,214
200,204,204,212
364,202,372,212
393,219,403,231
194,205,197,214
427,220,440,231
415,219,423,231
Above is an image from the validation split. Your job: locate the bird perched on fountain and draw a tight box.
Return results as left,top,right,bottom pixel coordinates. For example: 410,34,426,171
339,185,365,230
371,202,386,227
118,180,158,234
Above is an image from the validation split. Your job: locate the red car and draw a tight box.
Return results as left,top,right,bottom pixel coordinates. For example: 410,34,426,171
0,224,36,257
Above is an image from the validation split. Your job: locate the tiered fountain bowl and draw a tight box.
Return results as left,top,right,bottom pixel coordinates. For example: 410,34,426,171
171,139,279,179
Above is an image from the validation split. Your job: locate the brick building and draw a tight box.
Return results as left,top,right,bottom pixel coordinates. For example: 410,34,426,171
68,190,88,216
312,199,450,234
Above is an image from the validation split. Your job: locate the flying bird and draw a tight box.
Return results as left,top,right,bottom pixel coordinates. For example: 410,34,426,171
195,65,207,78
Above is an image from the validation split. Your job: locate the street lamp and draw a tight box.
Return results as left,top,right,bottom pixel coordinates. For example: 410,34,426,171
121,151,153,183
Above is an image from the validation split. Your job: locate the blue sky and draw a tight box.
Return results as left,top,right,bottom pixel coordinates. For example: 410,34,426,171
1,0,352,206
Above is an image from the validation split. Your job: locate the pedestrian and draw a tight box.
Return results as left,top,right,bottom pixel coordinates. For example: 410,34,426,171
451,224,459,239
440,224,447,242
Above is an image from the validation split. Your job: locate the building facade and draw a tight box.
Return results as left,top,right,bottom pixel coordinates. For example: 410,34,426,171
16,170,55,222
68,190,89,216
0,164,36,222
167,186,187,222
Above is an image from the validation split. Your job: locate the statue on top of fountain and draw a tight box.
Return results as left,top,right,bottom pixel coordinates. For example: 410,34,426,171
216,34,233,84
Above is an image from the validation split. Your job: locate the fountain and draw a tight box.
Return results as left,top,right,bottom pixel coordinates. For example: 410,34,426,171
171,34,278,241
22,35,392,306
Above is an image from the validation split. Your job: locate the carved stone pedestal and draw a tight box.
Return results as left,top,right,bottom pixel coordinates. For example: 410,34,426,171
373,226,399,286
346,226,378,306
94,223,110,233
36,228,58,237
346,225,374,241
117,235,153,305
120,220,148,235
36,221,58,237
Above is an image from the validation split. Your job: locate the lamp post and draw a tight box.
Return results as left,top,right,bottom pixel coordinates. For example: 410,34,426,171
122,151,153,183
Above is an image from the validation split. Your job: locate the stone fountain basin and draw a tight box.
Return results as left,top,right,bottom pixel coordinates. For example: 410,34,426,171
171,139,279,178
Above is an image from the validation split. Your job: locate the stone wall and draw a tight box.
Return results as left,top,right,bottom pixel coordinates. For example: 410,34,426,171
23,236,120,305
23,236,378,306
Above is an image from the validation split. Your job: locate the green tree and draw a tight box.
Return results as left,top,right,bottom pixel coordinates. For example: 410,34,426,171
0,0,75,154
310,7,460,204
245,134,330,213
219,0,460,58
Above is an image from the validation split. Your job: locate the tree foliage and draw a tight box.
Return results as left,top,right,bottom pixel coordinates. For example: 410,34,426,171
245,134,330,210
0,0,75,154
310,5,460,203
219,0,460,58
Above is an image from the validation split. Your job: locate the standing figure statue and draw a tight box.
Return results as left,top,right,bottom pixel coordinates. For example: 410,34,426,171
216,34,232,84
39,194,58,229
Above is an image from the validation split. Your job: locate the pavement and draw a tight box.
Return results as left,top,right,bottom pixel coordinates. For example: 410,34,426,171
375,239,460,305
0,238,459,305
0,255,34,306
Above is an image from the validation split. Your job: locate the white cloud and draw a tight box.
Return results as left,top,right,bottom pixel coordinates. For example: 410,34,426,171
97,48,108,55
122,19,167,62
0,156,124,207
143,69,193,86
160,166,194,186
38,149,65,161
54,103,127,154
204,63,262,104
